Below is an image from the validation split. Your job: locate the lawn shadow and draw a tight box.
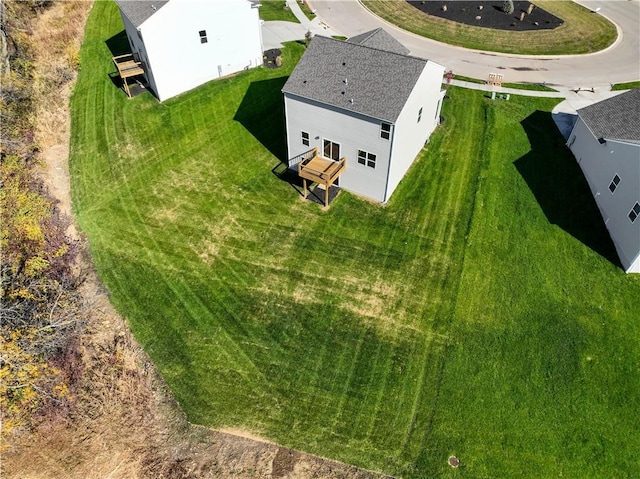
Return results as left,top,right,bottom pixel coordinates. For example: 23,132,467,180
515,110,620,267
234,77,288,163
105,30,131,57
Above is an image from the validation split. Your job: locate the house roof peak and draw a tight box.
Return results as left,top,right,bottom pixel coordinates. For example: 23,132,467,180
346,28,411,56
283,34,441,122
116,0,169,28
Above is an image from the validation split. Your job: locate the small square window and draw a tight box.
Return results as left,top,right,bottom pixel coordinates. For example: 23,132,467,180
199,30,208,44
629,202,640,223
418,107,423,123
380,122,391,140
609,174,621,193
358,149,376,168
301,131,309,147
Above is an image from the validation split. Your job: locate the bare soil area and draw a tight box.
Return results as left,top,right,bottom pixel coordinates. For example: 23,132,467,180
2,3,392,478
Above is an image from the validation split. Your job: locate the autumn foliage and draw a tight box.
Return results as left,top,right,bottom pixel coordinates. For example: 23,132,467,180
1,0,82,442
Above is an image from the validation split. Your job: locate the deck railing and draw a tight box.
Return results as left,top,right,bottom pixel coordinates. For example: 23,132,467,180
288,147,317,169
299,154,346,184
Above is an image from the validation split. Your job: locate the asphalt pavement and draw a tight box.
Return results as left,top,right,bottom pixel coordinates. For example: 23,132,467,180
261,0,638,136
305,0,640,88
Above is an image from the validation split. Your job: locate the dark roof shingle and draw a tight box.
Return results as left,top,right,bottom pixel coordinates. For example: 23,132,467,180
116,1,169,28
346,28,410,56
282,33,431,122
577,88,640,144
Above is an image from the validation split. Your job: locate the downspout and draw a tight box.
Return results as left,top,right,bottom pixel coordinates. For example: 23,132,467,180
382,123,395,203
283,93,291,167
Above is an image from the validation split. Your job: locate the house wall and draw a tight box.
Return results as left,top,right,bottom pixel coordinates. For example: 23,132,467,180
385,61,445,202
136,0,262,101
119,13,160,97
568,117,640,273
284,93,393,203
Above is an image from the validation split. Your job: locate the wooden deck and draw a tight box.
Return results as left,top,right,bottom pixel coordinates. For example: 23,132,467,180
112,54,145,98
298,147,346,207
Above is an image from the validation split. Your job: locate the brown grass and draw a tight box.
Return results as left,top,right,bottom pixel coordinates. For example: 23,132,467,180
2,3,395,478
363,0,617,55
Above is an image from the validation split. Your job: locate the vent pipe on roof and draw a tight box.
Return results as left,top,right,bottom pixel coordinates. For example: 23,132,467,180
349,98,354,104
344,78,348,85
151,4,156,10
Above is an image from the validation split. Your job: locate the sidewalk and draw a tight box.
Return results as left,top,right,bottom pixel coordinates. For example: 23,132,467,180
261,0,342,50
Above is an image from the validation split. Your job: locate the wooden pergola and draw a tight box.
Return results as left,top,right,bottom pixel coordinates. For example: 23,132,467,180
112,54,145,98
297,147,346,207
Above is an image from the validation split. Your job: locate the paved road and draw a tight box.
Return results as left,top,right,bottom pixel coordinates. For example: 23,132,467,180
307,0,640,89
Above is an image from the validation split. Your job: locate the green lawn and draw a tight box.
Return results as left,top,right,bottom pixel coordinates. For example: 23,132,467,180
259,0,299,23
299,0,317,21
362,0,617,55
612,81,640,91
71,2,640,477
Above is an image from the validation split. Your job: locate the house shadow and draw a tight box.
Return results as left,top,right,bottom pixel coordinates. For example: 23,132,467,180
105,30,131,57
515,110,620,267
234,76,288,163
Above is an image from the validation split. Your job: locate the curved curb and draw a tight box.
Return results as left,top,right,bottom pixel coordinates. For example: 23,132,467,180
356,0,622,60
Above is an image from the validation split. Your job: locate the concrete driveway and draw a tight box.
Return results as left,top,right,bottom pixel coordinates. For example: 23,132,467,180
307,0,640,89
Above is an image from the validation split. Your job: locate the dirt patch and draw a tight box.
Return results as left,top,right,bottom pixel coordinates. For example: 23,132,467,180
2,2,395,478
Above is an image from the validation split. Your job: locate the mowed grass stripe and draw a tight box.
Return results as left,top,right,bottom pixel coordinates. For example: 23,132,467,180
72,3,639,477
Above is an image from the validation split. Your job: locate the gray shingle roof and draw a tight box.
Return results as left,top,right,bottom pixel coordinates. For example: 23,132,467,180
346,28,410,56
282,33,429,122
116,1,169,28
577,88,640,144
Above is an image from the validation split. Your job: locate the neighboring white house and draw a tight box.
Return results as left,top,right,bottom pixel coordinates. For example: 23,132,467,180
282,29,446,204
116,0,263,102
567,88,640,273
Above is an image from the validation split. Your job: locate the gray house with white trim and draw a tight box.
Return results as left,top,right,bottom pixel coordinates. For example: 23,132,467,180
282,29,446,203
567,88,640,273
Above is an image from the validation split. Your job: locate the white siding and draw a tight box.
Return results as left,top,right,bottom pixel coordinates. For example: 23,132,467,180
120,13,160,97
134,0,262,102
568,117,640,273
284,94,392,203
385,61,445,202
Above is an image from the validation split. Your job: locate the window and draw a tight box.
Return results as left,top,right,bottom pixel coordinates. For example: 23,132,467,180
417,107,423,123
629,202,640,223
323,139,340,160
199,30,208,44
357,149,376,169
301,131,309,147
609,174,621,193
380,122,391,140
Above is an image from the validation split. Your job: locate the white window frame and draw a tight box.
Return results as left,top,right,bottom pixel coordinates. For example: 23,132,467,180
323,139,341,161
380,122,391,140
629,202,640,223
609,174,621,194
301,131,310,147
357,149,376,169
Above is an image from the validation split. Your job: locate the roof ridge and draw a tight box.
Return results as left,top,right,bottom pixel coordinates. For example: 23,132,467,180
319,34,429,64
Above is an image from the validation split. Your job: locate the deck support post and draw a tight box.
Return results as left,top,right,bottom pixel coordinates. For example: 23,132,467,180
297,150,345,207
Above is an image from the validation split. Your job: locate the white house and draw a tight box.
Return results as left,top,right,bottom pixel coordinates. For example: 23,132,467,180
116,0,263,102
282,29,446,204
567,88,640,273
